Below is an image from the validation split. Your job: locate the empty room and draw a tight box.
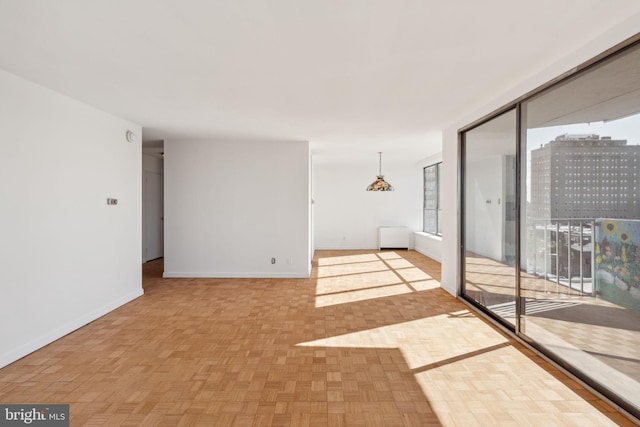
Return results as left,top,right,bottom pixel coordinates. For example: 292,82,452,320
2,1,640,425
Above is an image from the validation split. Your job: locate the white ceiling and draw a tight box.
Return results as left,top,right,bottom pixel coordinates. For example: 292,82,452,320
527,46,640,129
1,0,639,162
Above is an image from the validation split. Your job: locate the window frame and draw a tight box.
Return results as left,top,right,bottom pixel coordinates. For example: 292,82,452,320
423,162,442,236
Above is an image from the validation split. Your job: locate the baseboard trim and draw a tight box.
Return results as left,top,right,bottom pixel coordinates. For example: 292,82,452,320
162,271,311,279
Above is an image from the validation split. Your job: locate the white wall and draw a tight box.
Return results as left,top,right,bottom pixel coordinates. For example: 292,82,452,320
414,232,442,262
163,139,310,278
440,13,640,296
313,160,422,250
0,69,142,368
464,155,504,261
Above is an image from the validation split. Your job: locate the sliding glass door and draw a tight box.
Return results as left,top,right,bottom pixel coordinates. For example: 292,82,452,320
461,39,640,418
462,109,517,326
520,42,640,414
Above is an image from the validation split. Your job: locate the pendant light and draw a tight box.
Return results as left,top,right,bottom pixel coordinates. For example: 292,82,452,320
366,152,394,191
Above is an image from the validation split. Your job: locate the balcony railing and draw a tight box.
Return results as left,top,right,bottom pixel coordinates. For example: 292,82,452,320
529,218,595,296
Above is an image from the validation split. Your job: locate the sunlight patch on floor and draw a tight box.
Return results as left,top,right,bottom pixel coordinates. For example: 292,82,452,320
413,344,623,427
376,251,403,260
298,314,508,370
314,251,439,308
317,253,379,266
317,261,390,279
409,279,441,291
395,267,433,282
383,258,414,269
316,270,403,295
315,283,413,308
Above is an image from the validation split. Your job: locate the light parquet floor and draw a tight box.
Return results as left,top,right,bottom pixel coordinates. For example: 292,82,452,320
0,250,635,426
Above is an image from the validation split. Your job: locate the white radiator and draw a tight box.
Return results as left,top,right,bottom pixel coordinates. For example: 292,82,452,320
378,226,410,250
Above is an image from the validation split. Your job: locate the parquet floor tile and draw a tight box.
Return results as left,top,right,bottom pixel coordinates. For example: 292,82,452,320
464,251,640,415
0,250,635,426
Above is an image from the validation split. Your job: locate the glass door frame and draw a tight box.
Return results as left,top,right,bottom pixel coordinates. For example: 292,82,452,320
457,33,640,421
458,104,522,333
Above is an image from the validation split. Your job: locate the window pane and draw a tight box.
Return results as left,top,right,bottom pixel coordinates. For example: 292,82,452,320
463,109,517,326
424,166,437,209
424,209,436,234
424,163,441,234
521,42,640,413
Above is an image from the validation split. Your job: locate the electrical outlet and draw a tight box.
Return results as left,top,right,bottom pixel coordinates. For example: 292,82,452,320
271,258,276,264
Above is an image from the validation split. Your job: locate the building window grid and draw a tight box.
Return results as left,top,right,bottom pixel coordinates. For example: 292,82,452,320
423,162,442,236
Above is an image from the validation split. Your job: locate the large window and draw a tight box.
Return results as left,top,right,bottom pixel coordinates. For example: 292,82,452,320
460,38,640,419
423,163,442,235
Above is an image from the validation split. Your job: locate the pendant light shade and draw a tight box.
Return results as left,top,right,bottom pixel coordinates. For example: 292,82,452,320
366,152,394,191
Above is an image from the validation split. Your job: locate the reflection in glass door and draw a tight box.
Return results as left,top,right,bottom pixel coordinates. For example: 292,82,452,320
519,42,640,415
462,109,517,326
